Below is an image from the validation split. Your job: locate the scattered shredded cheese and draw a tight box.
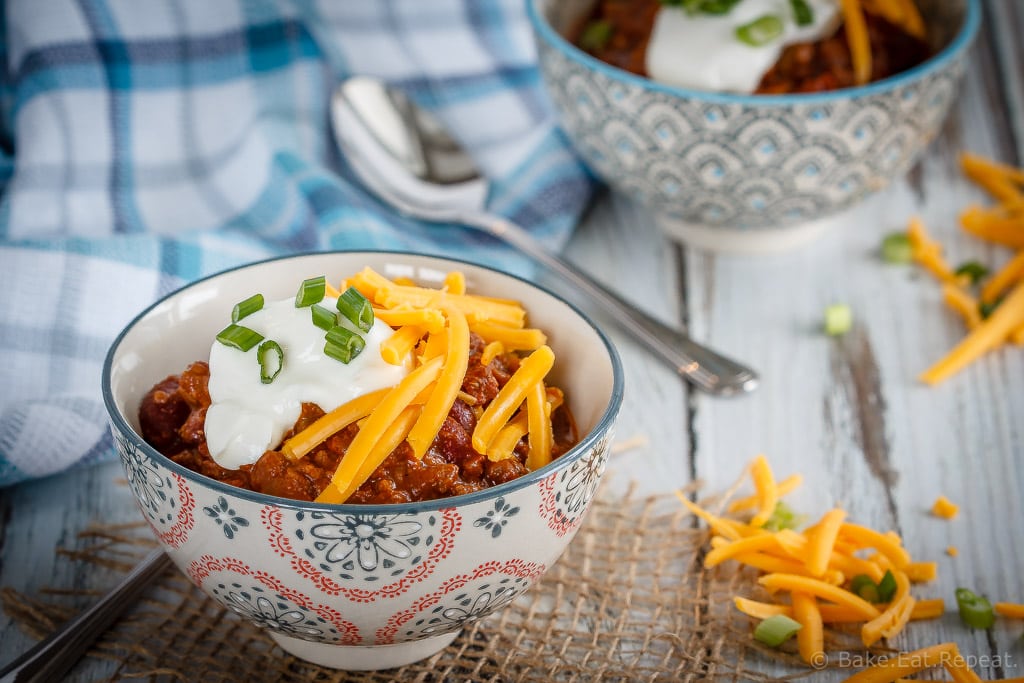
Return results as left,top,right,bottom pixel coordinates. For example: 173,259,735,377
994,602,1024,618
931,495,960,519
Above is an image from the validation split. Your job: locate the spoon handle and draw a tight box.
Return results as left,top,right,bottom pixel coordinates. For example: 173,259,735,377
0,549,172,683
469,214,758,396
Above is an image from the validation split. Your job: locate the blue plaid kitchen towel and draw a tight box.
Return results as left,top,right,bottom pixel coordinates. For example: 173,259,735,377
0,0,593,487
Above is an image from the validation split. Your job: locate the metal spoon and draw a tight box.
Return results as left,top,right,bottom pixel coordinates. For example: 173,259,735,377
331,77,758,396
0,549,172,683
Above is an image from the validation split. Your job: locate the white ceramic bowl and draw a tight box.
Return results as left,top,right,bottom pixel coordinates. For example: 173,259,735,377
102,251,623,670
528,0,981,253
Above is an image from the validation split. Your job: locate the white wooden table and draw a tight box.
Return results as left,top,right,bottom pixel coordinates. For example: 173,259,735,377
2,2,1022,679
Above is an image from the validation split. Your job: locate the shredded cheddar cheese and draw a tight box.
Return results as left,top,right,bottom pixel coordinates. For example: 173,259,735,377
472,345,555,454
931,495,959,519
994,602,1024,618
840,0,872,86
265,267,572,504
406,302,469,459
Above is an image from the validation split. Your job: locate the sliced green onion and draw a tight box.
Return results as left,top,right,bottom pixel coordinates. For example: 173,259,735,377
324,326,365,364
789,0,814,26
850,574,882,603
753,614,802,647
336,286,374,332
257,340,283,384
231,293,264,322
876,570,898,603
881,233,914,264
824,304,853,336
955,588,995,629
579,20,613,52
311,304,338,332
763,501,806,532
699,0,742,15
736,15,783,46
295,275,326,308
954,261,989,285
216,324,264,352
979,297,1002,320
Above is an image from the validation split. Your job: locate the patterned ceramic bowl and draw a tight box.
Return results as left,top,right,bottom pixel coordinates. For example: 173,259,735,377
102,251,623,670
528,0,980,252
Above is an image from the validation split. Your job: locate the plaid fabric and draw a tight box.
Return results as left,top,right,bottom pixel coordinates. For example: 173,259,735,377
0,0,593,487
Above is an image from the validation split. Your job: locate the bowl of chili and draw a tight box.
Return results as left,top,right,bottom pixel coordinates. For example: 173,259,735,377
527,0,981,252
102,251,623,669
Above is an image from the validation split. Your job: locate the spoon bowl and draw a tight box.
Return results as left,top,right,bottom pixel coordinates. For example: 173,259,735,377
331,76,758,396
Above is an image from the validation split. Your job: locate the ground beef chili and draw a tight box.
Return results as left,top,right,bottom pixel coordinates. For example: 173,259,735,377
138,333,579,504
572,0,930,94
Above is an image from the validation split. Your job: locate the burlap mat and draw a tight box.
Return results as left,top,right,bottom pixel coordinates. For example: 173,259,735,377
2,486,856,682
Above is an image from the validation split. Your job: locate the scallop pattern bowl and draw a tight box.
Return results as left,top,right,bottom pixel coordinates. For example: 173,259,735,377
103,251,623,670
527,0,980,252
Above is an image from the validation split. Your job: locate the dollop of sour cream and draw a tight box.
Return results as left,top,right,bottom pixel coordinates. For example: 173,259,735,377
645,0,841,94
205,297,408,469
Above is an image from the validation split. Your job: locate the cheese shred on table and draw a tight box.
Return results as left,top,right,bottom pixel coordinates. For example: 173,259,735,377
902,153,1024,383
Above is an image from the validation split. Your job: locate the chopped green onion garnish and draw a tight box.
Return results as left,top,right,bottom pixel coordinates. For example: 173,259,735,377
954,261,989,285
216,324,264,352
579,20,613,52
295,275,326,308
979,297,1002,320
763,501,806,532
231,293,264,322
736,15,783,47
336,286,374,332
697,0,742,15
881,232,914,264
661,0,742,14
257,340,283,384
789,0,814,26
824,304,853,336
753,614,802,647
311,304,338,332
955,588,995,629
850,574,882,603
324,326,365,364
876,570,898,603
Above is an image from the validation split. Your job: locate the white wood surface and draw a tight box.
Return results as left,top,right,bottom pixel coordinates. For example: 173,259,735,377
2,2,1022,680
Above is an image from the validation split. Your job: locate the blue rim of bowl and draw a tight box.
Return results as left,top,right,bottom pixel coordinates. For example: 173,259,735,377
102,249,625,516
526,0,982,106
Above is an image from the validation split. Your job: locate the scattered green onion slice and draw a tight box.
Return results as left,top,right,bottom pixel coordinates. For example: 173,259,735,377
257,340,284,384
850,574,882,603
231,293,264,322
336,286,375,332
954,261,989,285
295,275,326,308
881,233,914,264
736,15,783,47
824,304,853,336
763,501,806,532
955,588,995,629
311,304,338,332
876,570,898,603
753,614,802,647
324,326,366,364
579,20,613,52
979,297,1002,320
698,0,742,15
789,0,814,26
216,324,264,352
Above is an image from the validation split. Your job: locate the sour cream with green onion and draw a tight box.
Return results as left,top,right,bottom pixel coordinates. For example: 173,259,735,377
205,297,408,470
645,0,840,94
